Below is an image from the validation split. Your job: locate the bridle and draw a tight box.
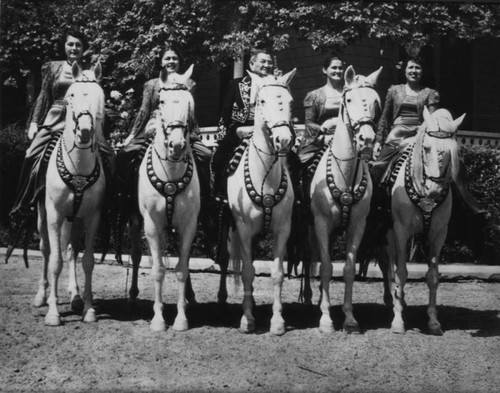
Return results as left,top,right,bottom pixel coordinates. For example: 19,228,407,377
157,84,191,162
66,79,100,152
341,84,378,136
421,125,455,184
255,84,293,157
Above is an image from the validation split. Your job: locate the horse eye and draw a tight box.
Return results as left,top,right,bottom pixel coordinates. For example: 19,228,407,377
160,100,165,105
346,98,352,103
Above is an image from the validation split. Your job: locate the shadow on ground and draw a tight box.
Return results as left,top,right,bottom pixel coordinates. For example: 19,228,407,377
93,297,500,336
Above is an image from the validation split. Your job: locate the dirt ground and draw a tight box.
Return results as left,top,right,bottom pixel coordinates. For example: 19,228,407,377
1,255,500,393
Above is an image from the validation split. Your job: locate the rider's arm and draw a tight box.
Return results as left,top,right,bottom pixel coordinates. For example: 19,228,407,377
377,85,395,144
27,61,57,137
304,91,322,138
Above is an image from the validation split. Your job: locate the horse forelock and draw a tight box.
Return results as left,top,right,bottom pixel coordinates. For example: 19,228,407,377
66,79,105,123
158,88,194,128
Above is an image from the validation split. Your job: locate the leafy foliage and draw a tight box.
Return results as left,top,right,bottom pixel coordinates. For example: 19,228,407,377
2,0,500,94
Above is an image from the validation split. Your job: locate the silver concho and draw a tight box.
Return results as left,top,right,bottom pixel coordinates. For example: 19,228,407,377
262,194,275,207
164,182,177,196
70,176,88,191
418,197,437,213
340,192,353,206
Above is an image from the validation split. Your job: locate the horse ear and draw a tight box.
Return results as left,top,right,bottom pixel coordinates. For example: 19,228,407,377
364,66,383,86
72,61,83,79
280,68,296,86
92,62,102,80
453,113,466,130
344,65,356,87
181,64,194,81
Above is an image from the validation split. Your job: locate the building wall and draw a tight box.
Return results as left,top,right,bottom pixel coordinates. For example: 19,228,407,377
192,35,500,133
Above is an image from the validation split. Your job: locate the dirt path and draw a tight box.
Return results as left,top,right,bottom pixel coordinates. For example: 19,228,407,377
1,256,500,392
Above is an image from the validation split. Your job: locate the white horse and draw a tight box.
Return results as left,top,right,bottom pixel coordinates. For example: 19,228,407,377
309,66,382,333
137,65,200,332
227,69,296,335
36,62,106,326
382,107,464,335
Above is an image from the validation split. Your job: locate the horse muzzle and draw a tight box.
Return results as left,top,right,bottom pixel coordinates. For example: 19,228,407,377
166,139,187,161
77,128,92,145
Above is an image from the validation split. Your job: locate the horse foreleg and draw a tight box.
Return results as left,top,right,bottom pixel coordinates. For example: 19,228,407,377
379,233,395,307
217,221,230,304
172,220,197,332
315,215,334,333
426,223,447,336
67,219,84,313
128,214,142,301
343,217,365,334
34,205,49,307
269,223,290,336
144,217,167,332
391,222,409,334
45,208,64,326
81,216,99,323
236,227,255,333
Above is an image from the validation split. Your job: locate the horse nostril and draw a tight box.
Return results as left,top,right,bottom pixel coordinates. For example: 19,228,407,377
275,136,280,145
359,134,365,142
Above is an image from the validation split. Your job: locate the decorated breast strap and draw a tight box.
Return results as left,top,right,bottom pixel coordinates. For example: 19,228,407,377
326,151,369,229
244,150,288,233
404,147,450,232
146,146,194,228
56,139,101,222
226,138,250,175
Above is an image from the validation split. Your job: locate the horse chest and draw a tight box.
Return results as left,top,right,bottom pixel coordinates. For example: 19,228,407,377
323,151,369,229
144,147,194,228
402,156,450,233
55,140,102,222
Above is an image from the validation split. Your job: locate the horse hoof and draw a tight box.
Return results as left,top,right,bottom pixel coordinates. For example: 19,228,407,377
391,322,406,334
33,294,47,308
270,318,286,336
319,315,334,333
150,318,167,332
239,317,255,333
173,317,189,332
71,295,84,314
343,322,361,334
45,314,61,327
83,309,97,323
428,323,443,336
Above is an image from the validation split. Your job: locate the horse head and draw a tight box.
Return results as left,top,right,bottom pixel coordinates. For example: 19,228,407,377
414,107,465,195
157,64,195,161
342,65,383,160
248,69,296,155
66,62,104,148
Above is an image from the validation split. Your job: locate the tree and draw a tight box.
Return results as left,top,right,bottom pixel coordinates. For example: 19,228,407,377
2,0,500,97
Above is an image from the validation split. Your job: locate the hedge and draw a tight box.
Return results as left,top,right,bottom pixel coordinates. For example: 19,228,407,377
1,121,499,264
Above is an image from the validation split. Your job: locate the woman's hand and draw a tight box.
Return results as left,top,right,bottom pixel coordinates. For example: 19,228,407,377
27,123,38,140
236,126,253,139
320,118,337,133
372,141,382,160
122,134,134,147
